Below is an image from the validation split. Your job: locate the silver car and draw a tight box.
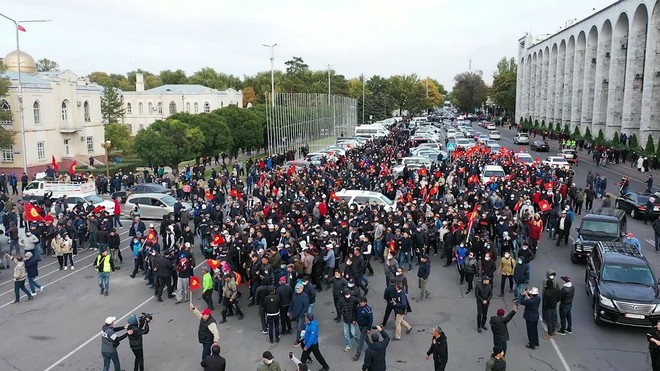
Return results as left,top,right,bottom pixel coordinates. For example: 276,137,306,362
123,193,190,220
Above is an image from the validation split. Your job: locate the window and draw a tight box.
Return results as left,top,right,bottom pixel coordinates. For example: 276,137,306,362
61,100,69,124
83,101,90,122
157,102,162,114
33,101,41,124
86,136,94,153
138,102,143,114
185,102,190,113
221,102,224,108
203,101,210,113
126,103,132,114
194,102,199,113
1,100,11,125
148,102,154,114
1,145,13,162
64,139,70,155
169,101,176,114
37,141,45,160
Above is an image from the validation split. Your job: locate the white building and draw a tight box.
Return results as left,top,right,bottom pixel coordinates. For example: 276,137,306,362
516,0,660,147
121,73,243,134
1,50,105,176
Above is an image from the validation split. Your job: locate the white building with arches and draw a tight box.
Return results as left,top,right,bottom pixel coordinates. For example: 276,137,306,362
121,73,243,135
0,50,105,175
516,0,660,147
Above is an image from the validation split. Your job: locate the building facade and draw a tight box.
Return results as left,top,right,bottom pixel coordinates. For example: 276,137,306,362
516,0,660,147
121,73,243,134
1,50,105,176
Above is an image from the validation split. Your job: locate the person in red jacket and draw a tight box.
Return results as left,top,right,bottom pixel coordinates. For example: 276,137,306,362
527,214,544,253
113,196,123,228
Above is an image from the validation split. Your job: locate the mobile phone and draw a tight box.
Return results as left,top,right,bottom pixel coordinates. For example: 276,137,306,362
372,326,379,330
289,352,293,359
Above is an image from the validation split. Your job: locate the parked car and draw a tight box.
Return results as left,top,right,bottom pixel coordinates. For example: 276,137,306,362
123,193,191,220
586,241,660,327
513,133,530,144
615,192,660,219
530,140,549,151
488,131,501,140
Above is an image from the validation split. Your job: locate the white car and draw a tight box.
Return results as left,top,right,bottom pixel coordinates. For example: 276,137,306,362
488,131,501,140
333,190,396,212
65,193,115,214
486,123,497,130
480,165,506,184
514,153,534,164
513,133,530,144
455,138,476,149
446,129,458,139
542,156,571,168
393,156,433,176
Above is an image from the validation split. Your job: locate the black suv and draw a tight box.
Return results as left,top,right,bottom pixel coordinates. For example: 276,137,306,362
571,208,627,263
586,242,660,327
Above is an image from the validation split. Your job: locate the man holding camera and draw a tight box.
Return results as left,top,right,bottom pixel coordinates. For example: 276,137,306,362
126,313,151,371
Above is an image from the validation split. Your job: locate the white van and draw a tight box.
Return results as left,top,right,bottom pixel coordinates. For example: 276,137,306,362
480,165,506,184
334,190,396,212
23,180,96,200
355,125,389,138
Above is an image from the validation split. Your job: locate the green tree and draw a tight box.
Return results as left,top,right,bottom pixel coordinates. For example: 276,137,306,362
169,112,232,161
100,85,126,124
656,138,660,158
596,129,605,143
584,127,592,139
645,134,655,154
133,119,204,175
365,75,391,121
213,106,264,151
188,67,242,90
104,123,133,154
0,62,16,148
630,134,638,149
36,58,59,72
285,57,309,75
242,87,257,107
451,71,488,113
159,69,187,85
491,57,517,115
573,127,581,138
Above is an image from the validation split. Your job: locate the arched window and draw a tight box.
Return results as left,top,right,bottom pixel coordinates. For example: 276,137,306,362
33,101,41,124
0,100,11,125
203,101,210,113
148,102,154,114
126,102,132,114
194,102,199,113
61,100,69,124
185,102,190,113
157,102,162,114
138,102,143,114
169,101,176,115
83,101,90,122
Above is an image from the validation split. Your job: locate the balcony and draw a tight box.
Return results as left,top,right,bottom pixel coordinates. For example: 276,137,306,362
59,121,82,133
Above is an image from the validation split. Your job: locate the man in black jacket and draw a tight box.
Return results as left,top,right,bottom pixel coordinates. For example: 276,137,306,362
542,278,561,339
416,255,431,302
489,306,517,353
425,326,448,371
380,278,397,327
353,296,374,361
362,326,390,371
276,276,293,334
263,286,281,343
154,252,174,301
557,276,575,335
475,275,493,333
201,344,226,371
126,314,150,371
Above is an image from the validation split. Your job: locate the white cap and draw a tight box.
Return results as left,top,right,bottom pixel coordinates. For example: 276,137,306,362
149,223,154,228
105,316,116,325
529,287,539,295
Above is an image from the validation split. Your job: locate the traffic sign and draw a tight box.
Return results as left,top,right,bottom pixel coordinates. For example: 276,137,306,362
446,142,456,151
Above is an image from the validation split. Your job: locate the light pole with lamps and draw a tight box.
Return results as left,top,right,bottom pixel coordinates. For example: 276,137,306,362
101,141,111,177
0,14,51,175
261,43,278,106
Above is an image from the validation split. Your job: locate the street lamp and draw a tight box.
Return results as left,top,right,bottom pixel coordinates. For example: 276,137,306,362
101,140,111,177
261,43,278,106
0,14,52,175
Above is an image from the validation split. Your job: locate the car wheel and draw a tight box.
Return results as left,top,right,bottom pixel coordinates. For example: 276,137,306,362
593,300,602,325
570,252,578,264
631,208,637,219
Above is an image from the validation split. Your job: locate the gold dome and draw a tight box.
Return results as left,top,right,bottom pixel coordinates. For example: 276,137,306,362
3,50,37,73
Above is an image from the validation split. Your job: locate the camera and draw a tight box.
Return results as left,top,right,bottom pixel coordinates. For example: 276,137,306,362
138,312,153,327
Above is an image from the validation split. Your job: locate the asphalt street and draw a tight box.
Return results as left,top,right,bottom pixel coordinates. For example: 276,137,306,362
0,126,657,371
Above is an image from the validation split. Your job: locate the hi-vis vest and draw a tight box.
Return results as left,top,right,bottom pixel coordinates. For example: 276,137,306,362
96,255,112,273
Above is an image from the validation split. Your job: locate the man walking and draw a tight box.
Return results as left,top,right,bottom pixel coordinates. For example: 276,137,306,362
554,211,571,246
354,296,374,361
381,278,397,327
290,283,309,347
490,307,517,353
24,251,43,296
416,254,431,301
476,275,493,333
220,274,244,323
362,325,390,371
201,344,226,371
557,276,574,335
520,287,541,349
263,286,281,344
299,313,330,371
175,243,193,303
190,303,220,360
201,267,214,310
101,316,128,371
95,249,115,296
339,288,360,352
425,325,448,371
154,251,174,302
393,282,413,340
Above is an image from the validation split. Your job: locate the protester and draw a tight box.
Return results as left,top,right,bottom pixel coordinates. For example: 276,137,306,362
257,351,281,371
490,306,517,353
190,303,220,360
557,276,574,335
94,249,115,296
485,346,507,371
362,325,390,371
6,254,33,303
201,344,227,371
520,287,541,349
426,326,448,371
299,313,330,371
476,275,493,333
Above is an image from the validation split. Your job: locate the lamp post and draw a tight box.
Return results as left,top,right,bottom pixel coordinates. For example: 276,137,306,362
0,14,51,174
261,43,278,105
101,140,111,177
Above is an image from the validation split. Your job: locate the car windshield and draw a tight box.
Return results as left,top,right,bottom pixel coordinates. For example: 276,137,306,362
602,264,655,286
517,155,533,163
580,220,618,236
483,169,505,177
84,194,104,204
159,195,177,206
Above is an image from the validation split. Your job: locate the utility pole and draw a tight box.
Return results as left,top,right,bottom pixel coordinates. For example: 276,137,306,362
361,74,365,124
327,64,332,105
262,43,278,105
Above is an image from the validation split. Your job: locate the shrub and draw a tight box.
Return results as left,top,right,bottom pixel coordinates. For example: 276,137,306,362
645,134,656,155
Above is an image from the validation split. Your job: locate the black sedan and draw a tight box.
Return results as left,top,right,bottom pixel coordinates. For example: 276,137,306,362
530,140,550,151
615,192,660,219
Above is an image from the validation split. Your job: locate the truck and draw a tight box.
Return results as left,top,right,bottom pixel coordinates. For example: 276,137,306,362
22,180,96,200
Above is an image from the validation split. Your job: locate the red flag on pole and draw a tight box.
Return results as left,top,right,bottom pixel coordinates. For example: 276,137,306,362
25,203,44,222
513,201,522,211
388,239,396,253
92,205,104,214
68,160,77,175
207,259,221,271
538,199,551,212
190,276,202,291
329,191,339,200
51,155,59,173
17,25,26,32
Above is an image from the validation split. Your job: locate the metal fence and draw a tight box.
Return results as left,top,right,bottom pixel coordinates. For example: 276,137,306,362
265,93,358,156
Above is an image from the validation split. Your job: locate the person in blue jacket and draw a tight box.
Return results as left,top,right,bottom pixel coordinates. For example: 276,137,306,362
299,313,330,371
289,283,309,347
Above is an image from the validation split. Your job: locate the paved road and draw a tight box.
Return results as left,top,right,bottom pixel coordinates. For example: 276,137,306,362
0,128,657,370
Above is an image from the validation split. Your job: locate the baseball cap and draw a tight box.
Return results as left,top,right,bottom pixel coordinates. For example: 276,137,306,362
200,308,212,316
560,276,571,282
105,316,116,324
262,351,274,360
626,232,633,238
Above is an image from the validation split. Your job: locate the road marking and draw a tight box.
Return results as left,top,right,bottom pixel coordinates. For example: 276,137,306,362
0,229,129,288
647,239,656,247
539,321,572,371
43,259,207,371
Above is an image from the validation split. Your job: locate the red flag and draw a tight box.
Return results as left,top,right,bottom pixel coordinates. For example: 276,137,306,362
68,160,77,175
212,233,225,245
205,191,213,201
25,203,44,222
388,239,396,253
544,182,554,191
190,276,202,291
92,205,104,214
513,201,521,211
287,166,295,176
146,229,158,243
538,199,551,212
329,191,339,200
535,179,542,186
51,155,59,173
233,271,243,286
257,173,265,188
17,25,26,32
207,259,221,271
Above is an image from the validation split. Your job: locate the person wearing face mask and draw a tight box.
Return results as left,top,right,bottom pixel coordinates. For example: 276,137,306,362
257,351,281,371
339,288,360,352
475,275,493,333
512,257,529,303
481,253,496,282
129,234,144,279
462,252,478,295
498,250,515,298
330,268,348,322
394,267,409,294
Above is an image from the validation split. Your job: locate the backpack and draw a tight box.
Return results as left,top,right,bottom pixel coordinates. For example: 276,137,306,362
177,254,190,273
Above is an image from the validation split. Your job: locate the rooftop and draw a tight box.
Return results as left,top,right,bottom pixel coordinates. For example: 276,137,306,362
125,84,239,95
